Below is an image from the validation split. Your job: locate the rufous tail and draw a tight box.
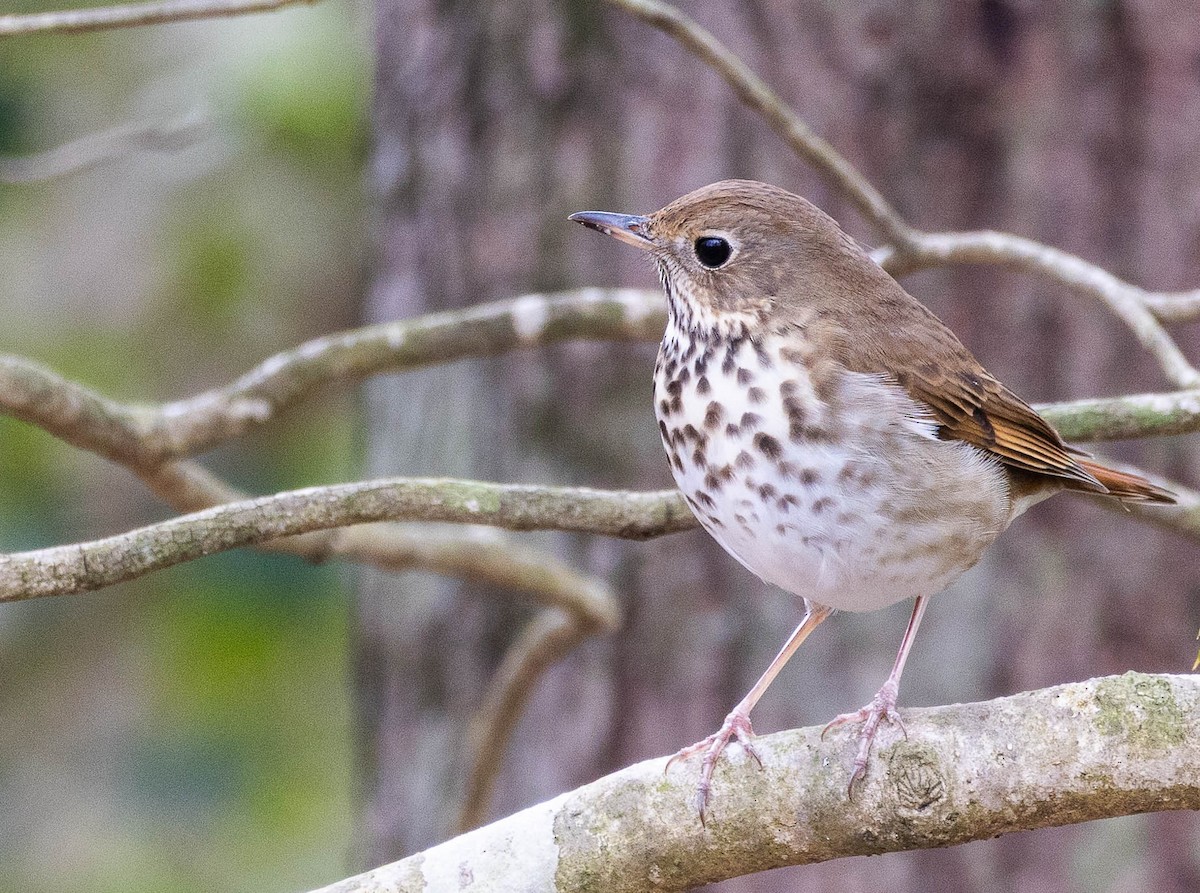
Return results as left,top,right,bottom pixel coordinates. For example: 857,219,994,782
1074,458,1176,504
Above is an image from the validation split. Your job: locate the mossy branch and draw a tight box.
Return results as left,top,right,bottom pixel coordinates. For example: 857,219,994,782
310,673,1200,893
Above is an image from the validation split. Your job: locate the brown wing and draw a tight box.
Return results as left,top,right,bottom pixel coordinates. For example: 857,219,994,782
815,273,1107,492
893,361,1106,491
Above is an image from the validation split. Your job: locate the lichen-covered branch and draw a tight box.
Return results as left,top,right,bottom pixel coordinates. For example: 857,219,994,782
1036,389,1200,441
0,0,317,36
0,477,694,601
310,672,1200,893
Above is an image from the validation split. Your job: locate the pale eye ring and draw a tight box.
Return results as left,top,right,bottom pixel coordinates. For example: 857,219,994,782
694,236,732,269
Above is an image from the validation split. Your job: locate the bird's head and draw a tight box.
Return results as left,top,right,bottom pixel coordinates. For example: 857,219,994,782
570,179,875,336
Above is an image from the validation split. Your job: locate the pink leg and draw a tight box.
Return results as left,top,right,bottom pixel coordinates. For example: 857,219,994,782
823,595,928,793
667,600,833,819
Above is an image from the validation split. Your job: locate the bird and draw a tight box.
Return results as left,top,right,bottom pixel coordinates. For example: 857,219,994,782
569,179,1175,813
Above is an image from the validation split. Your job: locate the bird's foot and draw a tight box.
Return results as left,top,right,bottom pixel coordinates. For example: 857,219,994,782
665,708,762,821
821,678,905,795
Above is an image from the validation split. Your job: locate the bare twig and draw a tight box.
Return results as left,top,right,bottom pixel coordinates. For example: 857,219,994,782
1142,290,1200,323
311,673,1200,893
874,234,1200,388
0,109,209,183
605,0,1200,389
0,289,665,464
459,608,598,833
0,477,694,602
0,0,318,36
600,0,911,243
333,526,620,632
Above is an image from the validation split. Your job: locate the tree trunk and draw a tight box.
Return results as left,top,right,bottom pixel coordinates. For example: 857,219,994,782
362,1,1200,888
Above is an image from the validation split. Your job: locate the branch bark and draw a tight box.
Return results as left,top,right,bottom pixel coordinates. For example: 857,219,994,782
0,288,665,464
310,672,1200,893
0,477,695,601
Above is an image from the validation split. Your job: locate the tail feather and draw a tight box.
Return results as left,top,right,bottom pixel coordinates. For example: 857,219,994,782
1073,457,1176,504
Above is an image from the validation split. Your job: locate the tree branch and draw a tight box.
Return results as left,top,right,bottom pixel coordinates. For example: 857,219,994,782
310,672,1200,892
0,478,695,602
600,0,911,243
0,288,666,464
875,233,1200,388
459,607,599,833
0,109,209,183
605,0,1200,389
0,0,318,36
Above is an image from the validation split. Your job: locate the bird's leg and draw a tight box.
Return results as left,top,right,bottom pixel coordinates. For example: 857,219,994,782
667,601,833,818
823,595,928,793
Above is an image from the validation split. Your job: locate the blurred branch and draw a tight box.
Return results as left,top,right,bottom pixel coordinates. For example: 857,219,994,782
0,289,665,465
599,0,911,243
0,109,209,183
459,607,599,834
310,672,1200,893
0,0,318,36
130,457,622,827
3,291,1198,480
605,0,1200,389
0,477,694,602
875,234,1200,388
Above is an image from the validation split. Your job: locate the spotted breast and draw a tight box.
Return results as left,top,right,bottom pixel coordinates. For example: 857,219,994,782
653,316,1013,613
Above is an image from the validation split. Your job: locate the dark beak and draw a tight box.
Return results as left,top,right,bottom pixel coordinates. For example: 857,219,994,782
568,211,655,250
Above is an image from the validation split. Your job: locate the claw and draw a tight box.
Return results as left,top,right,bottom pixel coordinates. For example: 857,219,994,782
665,709,762,819
822,679,904,795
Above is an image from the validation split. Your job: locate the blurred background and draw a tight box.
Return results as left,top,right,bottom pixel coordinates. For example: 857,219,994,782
3,1,1200,892
0,2,369,891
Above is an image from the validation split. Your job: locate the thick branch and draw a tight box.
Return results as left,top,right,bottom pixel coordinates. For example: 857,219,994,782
0,0,317,36
0,478,695,601
311,672,1200,892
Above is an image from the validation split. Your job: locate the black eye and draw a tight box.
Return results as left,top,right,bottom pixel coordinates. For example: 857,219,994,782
694,236,732,269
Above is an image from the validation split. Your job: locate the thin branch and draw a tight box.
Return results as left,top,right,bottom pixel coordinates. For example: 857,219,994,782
310,673,1200,893
0,109,209,183
1035,389,1200,441
0,0,318,36
1142,290,1200,323
4,292,1199,481
606,0,1200,388
127,456,622,827
331,526,620,632
458,608,596,833
600,0,911,243
0,478,695,602
875,233,1200,389
0,288,665,464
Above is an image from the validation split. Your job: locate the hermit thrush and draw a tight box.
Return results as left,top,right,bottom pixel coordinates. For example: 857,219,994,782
570,180,1174,811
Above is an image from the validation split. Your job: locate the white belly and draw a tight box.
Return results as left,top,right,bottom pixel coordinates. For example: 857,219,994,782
655,328,1012,612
